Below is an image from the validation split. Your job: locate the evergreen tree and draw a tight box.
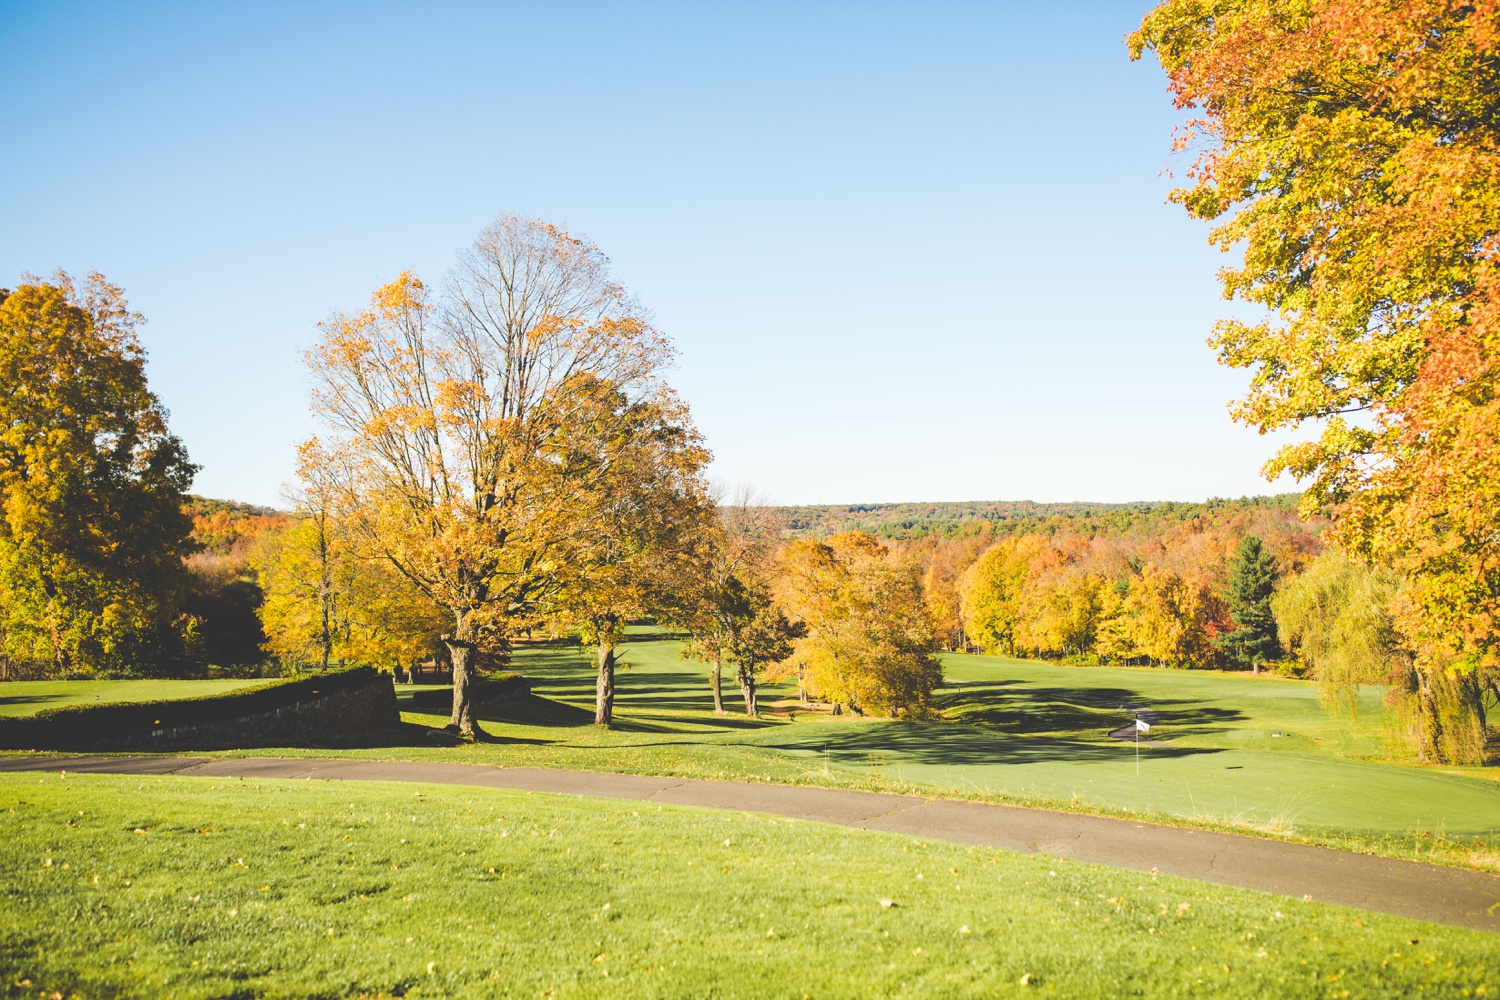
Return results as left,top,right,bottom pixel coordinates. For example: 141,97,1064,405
1216,535,1280,671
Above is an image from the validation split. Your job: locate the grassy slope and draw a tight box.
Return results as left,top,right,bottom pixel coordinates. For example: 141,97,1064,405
0,679,265,718
2,772,1493,999
206,633,1499,868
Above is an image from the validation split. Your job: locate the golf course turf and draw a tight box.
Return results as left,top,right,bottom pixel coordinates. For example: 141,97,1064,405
159,632,1497,871
0,680,268,719
2,771,1494,998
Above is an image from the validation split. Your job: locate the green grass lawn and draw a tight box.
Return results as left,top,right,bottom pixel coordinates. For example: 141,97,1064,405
219,632,1492,869
8,633,1499,870
2,771,1492,999
0,679,266,718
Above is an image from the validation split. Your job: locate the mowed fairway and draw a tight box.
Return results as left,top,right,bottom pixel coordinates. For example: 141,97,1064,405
0,679,267,718
209,631,1500,866
1,771,1494,999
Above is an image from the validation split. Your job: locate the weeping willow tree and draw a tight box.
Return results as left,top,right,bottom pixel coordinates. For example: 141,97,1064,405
1274,552,1492,763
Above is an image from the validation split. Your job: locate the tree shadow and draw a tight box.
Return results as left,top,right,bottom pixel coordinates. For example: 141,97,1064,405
604,712,784,734
526,668,750,716
761,722,1226,768
0,695,62,711
937,679,1244,740
475,694,596,728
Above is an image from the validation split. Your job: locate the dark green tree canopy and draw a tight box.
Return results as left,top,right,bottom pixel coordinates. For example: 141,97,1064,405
1216,535,1280,668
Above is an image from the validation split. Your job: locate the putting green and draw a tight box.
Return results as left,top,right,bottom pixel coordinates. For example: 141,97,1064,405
752,652,1500,840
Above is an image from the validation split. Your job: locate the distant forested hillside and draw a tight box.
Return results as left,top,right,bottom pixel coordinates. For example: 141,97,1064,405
764,495,1306,540
181,496,290,671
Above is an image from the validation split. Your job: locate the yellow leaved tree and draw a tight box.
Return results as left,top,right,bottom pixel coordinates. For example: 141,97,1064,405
303,215,677,736
777,532,941,717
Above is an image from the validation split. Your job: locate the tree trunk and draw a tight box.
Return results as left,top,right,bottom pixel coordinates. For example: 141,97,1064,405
317,513,332,672
595,641,616,726
737,663,757,718
1418,667,1441,763
710,656,725,714
444,612,479,739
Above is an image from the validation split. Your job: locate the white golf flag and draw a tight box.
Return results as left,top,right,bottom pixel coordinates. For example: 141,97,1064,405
1135,718,1151,733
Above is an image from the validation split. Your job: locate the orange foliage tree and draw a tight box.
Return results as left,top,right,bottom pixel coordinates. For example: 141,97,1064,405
1133,1,1500,755
304,215,678,736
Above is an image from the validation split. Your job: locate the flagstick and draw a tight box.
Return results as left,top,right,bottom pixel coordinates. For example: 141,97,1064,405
1135,722,1140,776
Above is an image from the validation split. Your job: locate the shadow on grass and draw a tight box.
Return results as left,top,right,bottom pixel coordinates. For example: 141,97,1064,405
528,670,743,716
0,695,61,710
477,694,595,728
763,722,1226,768
937,679,1245,740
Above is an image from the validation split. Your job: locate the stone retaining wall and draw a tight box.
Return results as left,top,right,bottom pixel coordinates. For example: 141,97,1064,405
128,674,400,750
0,668,401,752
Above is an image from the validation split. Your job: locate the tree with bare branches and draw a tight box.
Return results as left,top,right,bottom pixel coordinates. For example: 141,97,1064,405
304,215,676,736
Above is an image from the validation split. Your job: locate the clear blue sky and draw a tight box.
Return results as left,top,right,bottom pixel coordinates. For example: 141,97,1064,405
1,1,1293,508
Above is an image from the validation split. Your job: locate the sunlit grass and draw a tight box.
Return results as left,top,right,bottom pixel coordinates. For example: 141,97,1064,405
6,632,1498,871
2,771,1493,999
0,679,266,718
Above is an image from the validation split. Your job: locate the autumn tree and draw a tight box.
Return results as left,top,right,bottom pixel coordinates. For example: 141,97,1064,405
720,584,801,718
545,382,713,726
1216,535,1281,671
1098,565,1217,667
1273,552,1405,728
680,572,748,715
679,486,783,714
959,536,1045,656
777,532,941,717
686,575,802,719
0,273,197,677
255,519,346,671
254,439,345,671
305,215,673,737
1016,570,1107,659
915,533,990,652
1133,1,1500,754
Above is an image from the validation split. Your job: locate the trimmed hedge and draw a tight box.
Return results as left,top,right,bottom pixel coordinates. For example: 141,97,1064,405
0,667,392,751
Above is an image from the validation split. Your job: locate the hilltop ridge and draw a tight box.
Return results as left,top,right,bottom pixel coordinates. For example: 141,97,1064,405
761,494,1307,539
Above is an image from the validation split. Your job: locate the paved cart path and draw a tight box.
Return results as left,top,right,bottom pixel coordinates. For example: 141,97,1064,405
3,754,1497,933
